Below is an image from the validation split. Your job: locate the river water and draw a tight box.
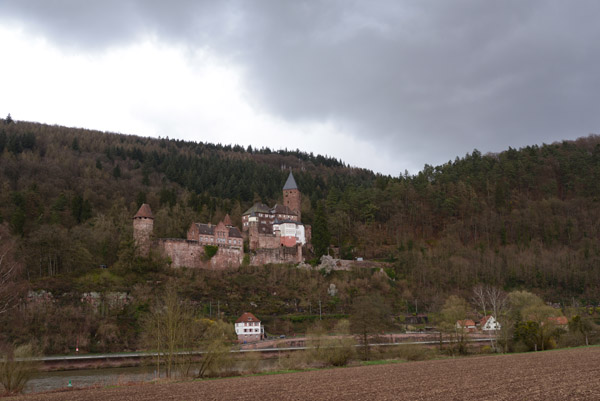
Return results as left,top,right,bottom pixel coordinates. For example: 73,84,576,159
26,365,159,394
25,359,280,394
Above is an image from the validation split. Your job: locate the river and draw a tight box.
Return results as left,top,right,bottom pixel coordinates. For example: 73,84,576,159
25,365,159,394
25,359,280,394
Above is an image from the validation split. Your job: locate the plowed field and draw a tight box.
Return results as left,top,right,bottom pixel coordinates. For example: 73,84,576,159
9,347,600,401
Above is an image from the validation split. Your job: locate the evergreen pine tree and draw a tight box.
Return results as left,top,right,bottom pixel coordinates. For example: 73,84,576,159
312,202,330,259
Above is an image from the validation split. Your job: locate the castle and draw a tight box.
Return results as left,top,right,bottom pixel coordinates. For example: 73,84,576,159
133,172,309,269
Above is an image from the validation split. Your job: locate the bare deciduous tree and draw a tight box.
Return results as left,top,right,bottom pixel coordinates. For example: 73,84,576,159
471,285,507,352
143,284,195,379
486,286,507,322
143,283,235,379
350,295,390,360
0,224,22,315
0,344,40,395
440,295,470,355
471,284,488,317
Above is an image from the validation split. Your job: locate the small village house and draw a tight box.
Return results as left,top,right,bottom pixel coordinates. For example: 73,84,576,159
547,316,569,330
456,319,477,333
235,312,265,342
480,315,501,331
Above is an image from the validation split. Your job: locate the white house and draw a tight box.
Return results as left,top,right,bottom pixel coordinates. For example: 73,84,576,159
235,312,265,342
272,219,306,246
480,315,501,331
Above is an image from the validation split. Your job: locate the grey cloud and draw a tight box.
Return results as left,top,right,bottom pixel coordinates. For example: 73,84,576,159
2,0,600,173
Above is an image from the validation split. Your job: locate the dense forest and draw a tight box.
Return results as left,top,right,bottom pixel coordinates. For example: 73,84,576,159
1,116,600,353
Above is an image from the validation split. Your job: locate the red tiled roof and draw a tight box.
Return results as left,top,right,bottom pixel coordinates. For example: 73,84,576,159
236,312,260,324
134,203,154,219
548,316,568,326
457,319,476,327
480,315,491,325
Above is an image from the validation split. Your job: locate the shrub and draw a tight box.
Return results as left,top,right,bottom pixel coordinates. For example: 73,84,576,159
306,320,356,367
321,337,355,366
242,351,263,374
0,344,40,395
203,245,219,260
480,345,493,354
277,350,307,371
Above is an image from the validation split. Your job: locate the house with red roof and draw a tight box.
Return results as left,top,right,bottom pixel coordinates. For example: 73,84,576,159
480,315,501,331
547,316,569,329
456,319,477,333
235,312,265,342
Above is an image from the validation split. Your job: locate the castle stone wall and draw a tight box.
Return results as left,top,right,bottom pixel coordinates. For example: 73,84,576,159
251,245,302,265
257,233,281,249
210,247,244,270
158,239,204,268
157,239,243,269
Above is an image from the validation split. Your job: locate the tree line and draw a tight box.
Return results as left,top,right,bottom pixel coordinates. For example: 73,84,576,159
1,117,600,358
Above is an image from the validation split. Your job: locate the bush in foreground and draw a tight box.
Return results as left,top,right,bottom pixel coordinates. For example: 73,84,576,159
0,344,40,395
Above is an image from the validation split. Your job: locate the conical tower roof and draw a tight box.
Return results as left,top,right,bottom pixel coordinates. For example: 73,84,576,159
134,203,154,219
283,171,298,190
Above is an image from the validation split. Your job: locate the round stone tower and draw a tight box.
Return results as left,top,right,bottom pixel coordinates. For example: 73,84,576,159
133,203,154,255
283,171,301,221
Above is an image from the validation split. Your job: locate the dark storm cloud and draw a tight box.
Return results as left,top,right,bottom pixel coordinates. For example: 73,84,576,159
2,0,600,173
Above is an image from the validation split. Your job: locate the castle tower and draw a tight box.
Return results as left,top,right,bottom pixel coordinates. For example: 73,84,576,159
248,213,259,250
133,203,154,255
283,171,301,221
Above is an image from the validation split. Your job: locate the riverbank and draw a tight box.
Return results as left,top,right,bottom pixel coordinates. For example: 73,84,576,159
35,332,490,371
7,347,600,400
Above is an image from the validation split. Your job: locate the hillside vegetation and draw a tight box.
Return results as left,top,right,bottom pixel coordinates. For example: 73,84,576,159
1,117,600,352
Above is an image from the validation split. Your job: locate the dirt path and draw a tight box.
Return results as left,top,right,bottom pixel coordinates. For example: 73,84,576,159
8,347,600,401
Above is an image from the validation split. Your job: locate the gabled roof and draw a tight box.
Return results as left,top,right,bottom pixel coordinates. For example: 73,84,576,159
283,171,298,190
195,223,214,235
134,203,154,219
229,227,243,238
236,312,260,323
271,204,297,216
457,319,476,327
223,214,233,226
194,222,242,239
243,202,272,216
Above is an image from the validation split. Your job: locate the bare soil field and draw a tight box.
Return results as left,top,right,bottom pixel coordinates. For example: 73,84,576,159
8,347,600,401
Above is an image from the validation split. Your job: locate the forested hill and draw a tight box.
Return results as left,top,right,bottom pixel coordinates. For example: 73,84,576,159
1,117,600,302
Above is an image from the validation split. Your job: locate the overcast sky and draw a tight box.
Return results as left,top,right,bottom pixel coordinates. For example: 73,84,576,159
1,1,599,176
